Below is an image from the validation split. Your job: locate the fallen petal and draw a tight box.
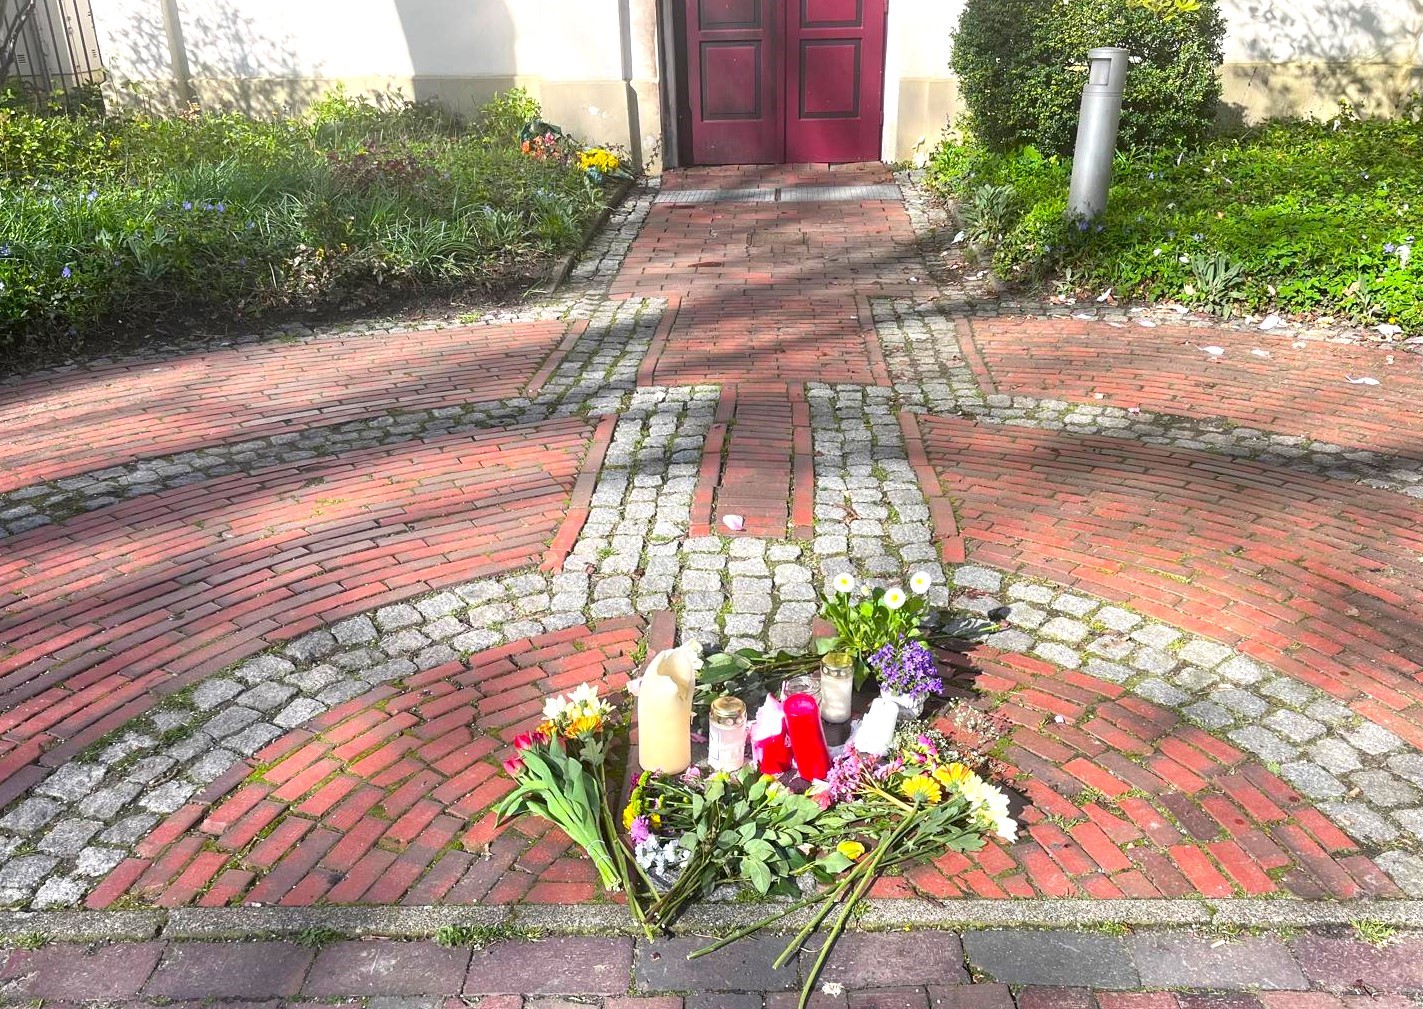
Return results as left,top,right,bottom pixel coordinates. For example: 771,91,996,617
1345,376,1381,385
1378,324,1403,338
1201,345,1226,356
1251,348,1271,358
1136,318,1158,328
723,514,745,532
1259,314,1283,331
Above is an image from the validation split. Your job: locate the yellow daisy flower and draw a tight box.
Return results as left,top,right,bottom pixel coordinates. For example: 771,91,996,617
837,840,866,861
933,762,975,790
900,775,943,805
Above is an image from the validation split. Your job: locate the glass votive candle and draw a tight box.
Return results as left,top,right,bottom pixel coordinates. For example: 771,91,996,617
819,651,854,724
708,695,749,772
780,673,820,704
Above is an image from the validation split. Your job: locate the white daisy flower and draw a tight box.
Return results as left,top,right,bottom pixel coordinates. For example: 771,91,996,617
832,573,856,594
909,571,933,595
884,587,907,610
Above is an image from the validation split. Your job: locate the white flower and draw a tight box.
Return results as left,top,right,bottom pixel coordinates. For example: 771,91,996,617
960,776,1018,843
910,571,933,595
569,682,600,706
883,588,907,610
542,694,570,721
832,573,856,595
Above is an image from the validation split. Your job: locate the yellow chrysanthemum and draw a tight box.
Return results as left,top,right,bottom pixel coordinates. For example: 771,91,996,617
900,775,943,805
622,802,638,830
564,713,603,738
933,762,975,790
537,721,556,738
837,840,866,861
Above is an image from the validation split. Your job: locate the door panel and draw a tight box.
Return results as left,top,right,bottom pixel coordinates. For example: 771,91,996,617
685,0,782,164
784,0,885,162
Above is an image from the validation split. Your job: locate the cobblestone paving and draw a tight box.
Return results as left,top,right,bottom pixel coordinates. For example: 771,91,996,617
0,165,1420,916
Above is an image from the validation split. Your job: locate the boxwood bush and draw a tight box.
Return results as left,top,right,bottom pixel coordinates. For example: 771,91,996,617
0,88,609,371
951,0,1227,155
925,105,1423,328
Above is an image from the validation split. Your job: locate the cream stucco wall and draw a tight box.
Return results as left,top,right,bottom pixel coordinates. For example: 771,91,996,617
94,0,1422,168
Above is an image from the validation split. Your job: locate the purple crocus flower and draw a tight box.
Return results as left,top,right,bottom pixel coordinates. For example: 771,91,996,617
60,266,72,279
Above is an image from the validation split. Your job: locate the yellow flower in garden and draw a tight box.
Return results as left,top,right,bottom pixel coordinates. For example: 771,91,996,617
837,840,866,861
900,775,943,804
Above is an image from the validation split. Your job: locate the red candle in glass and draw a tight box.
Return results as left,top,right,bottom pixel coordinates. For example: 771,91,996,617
757,729,793,775
783,693,832,781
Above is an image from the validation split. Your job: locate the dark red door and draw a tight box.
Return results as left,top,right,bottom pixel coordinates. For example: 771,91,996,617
784,0,886,162
685,0,783,164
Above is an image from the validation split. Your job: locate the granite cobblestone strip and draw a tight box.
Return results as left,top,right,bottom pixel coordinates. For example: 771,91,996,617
4,928,1423,1004
0,297,663,537
871,299,1423,498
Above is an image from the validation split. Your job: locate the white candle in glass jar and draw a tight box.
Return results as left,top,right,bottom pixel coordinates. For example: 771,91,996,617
708,695,748,771
820,651,854,724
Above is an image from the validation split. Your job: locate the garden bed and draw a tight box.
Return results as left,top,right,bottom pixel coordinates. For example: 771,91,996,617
0,89,629,373
926,105,1423,331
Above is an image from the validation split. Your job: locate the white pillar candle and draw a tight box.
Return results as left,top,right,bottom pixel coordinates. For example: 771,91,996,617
637,643,700,774
820,652,854,724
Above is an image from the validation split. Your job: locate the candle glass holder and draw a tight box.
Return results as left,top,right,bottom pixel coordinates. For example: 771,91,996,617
708,696,749,772
780,673,820,704
819,651,854,724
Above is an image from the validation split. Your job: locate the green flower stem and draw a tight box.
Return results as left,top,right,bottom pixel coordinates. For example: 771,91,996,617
686,887,838,961
770,874,854,970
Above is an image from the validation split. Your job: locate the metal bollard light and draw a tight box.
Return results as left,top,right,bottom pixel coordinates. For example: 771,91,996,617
1067,47,1130,220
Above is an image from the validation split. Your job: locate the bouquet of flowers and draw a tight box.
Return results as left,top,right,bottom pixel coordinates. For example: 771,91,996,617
820,572,933,686
496,684,628,893
869,638,944,715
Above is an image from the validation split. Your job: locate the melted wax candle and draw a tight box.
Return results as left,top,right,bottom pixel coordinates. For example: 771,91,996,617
636,644,699,774
783,692,832,782
751,695,792,775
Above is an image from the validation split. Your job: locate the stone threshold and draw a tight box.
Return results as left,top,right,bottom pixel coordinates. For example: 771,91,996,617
653,184,903,205
7,898,1423,944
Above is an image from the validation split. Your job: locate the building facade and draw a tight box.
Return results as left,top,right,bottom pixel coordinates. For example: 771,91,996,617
90,0,1423,169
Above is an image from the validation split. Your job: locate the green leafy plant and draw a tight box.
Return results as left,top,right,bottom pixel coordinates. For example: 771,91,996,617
926,104,1423,329
820,572,933,685
292,926,340,948
959,183,1019,244
434,922,542,949
1187,252,1246,314
951,0,1227,155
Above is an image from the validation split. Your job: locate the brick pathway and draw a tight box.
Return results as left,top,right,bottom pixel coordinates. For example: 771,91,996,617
1,164,1422,1003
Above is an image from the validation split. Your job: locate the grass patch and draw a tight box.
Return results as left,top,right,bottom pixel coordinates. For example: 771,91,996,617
1,87,627,371
926,103,1422,329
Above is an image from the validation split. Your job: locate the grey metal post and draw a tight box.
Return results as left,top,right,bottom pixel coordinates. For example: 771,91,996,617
1067,47,1130,220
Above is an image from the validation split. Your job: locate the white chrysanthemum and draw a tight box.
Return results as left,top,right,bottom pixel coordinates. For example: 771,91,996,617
569,682,600,706
961,776,1017,843
884,587,907,610
910,571,933,595
543,694,570,721
832,573,856,594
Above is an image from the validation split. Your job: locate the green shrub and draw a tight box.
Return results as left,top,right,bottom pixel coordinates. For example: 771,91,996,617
951,0,1227,155
0,88,611,370
925,105,1423,328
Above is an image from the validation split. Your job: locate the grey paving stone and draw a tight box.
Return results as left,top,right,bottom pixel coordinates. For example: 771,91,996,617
192,678,243,711
1131,934,1306,990
1346,721,1406,755
1178,639,1232,668
37,817,102,856
1211,687,1267,718
1039,617,1090,643
1304,698,1354,726
34,763,105,801
809,931,968,988
1260,677,1316,707
1050,593,1098,617
333,615,379,645
1308,738,1363,774
1094,607,1141,632
145,941,313,999
1389,752,1423,788
1183,701,1234,730
468,937,634,995
1129,647,1177,676
1376,850,1423,896
1032,642,1081,669
235,654,296,684
285,630,338,663
1087,636,1135,661
1321,801,1400,844
1281,761,1347,799
1135,678,1189,707
375,604,422,631
963,930,1137,989
304,941,470,996
0,797,60,833
634,935,797,992
80,781,143,820
2,941,166,999
1130,625,1182,650
953,566,1002,592
1228,726,1297,763
1351,769,1420,807
238,681,298,712
1263,709,1326,743
1215,656,1267,685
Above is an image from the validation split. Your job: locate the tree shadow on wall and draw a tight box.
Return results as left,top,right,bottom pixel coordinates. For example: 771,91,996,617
393,0,517,119
1219,0,1423,128
100,0,321,115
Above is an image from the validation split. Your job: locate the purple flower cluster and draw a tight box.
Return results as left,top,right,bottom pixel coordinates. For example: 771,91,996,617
869,640,943,700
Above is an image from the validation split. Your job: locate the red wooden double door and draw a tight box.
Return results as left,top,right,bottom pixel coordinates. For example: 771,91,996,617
683,0,888,165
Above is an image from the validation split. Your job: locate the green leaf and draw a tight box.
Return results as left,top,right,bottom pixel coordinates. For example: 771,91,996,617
744,858,773,894
816,851,855,875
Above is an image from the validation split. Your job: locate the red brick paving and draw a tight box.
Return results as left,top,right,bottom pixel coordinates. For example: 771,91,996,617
966,318,1423,459
691,383,815,540
915,415,1423,732
922,646,1399,902
97,619,647,909
0,321,574,492
0,418,595,795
